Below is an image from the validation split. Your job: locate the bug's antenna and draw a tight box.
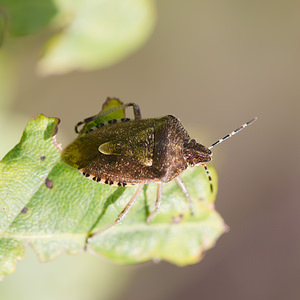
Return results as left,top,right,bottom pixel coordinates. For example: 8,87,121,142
208,117,257,150
203,164,213,193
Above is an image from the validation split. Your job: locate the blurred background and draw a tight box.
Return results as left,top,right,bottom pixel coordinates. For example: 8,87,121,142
0,0,299,299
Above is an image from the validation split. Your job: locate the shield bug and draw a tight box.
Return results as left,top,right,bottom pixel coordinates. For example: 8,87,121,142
63,97,256,240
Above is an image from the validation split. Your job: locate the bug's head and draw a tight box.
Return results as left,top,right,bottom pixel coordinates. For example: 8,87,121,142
183,139,212,167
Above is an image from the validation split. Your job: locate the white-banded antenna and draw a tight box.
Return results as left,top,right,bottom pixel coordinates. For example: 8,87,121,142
208,117,257,150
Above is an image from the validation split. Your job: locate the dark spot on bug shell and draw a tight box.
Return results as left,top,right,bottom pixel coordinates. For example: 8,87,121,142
109,180,114,185
121,118,130,122
105,179,109,184
45,178,53,189
92,177,97,181
21,207,28,214
40,155,46,161
122,182,127,187
85,173,90,177
117,182,122,186
97,177,101,182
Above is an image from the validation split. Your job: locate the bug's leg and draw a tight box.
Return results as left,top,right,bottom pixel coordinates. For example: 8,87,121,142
175,176,194,215
147,183,163,223
89,102,141,121
75,102,142,133
130,103,142,120
87,184,144,242
203,164,213,193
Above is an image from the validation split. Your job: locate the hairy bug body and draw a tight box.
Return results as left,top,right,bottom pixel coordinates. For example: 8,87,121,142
67,115,211,186
63,98,256,240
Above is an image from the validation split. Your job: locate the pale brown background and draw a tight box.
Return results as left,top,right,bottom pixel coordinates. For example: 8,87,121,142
1,1,299,299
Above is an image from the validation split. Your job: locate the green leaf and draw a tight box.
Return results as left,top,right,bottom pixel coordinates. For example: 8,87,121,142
0,115,61,233
0,9,5,46
0,0,57,36
0,102,226,279
37,0,156,74
88,167,224,266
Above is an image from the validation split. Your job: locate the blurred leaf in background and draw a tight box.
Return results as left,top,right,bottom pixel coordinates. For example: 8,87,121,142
0,0,57,36
0,8,6,46
0,0,156,74
0,248,131,300
37,0,156,74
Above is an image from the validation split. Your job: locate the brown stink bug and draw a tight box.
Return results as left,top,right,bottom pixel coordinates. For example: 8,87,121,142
63,97,256,240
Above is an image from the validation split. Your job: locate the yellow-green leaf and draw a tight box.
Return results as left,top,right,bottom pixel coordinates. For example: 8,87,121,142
0,102,226,279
